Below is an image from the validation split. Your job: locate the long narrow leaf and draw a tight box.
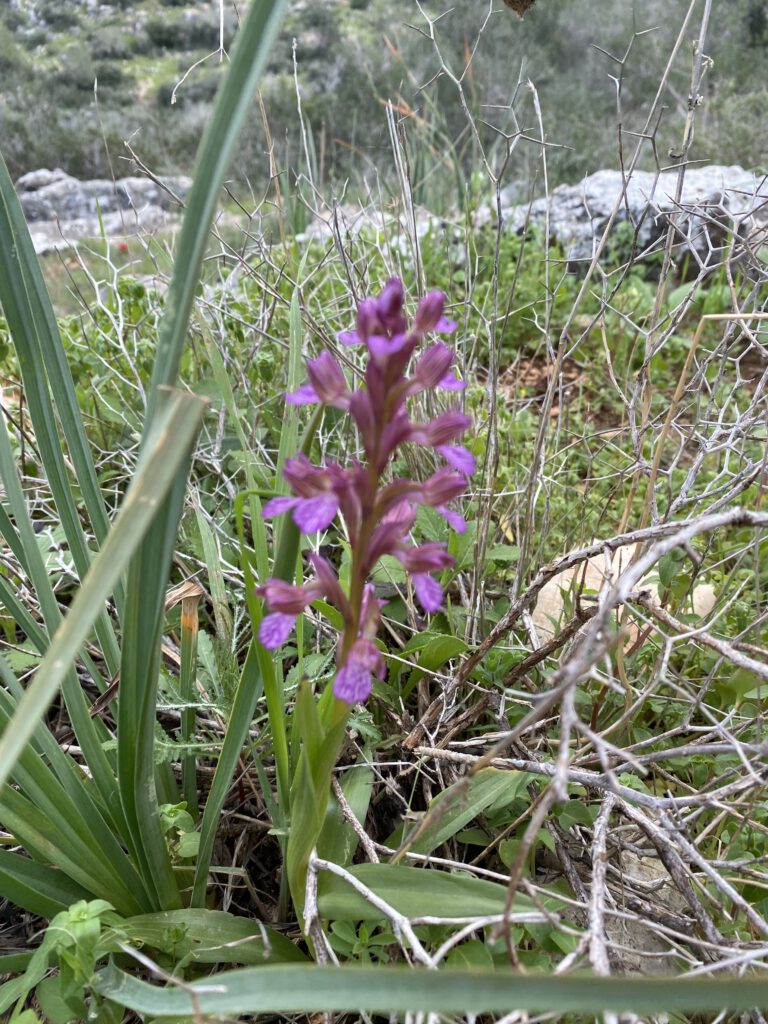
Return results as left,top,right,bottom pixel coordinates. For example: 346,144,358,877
0,390,206,791
96,963,768,1016
0,155,112,549
145,0,287,424
190,637,264,906
0,154,121,664
316,863,531,921
99,909,306,966
117,466,192,911
0,851,89,920
0,403,126,828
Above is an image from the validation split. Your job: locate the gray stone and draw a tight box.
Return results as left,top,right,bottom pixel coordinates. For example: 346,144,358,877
15,167,72,192
14,169,192,253
482,164,768,265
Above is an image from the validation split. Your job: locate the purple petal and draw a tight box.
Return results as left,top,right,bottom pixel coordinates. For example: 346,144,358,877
334,663,373,704
380,411,414,459
356,298,383,341
306,352,348,405
414,291,445,333
262,496,299,518
413,573,444,614
435,316,457,333
359,591,385,644
414,342,453,389
259,612,297,649
350,637,385,676
438,370,465,391
367,333,408,358
292,494,339,533
377,278,405,327
438,444,475,477
422,469,467,506
399,542,454,573
349,390,377,454
256,578,312,614
283,455,328,497
438,506,467,534
285,383,319,405
307,552,350,615
411,411,471,447
338,330,361,346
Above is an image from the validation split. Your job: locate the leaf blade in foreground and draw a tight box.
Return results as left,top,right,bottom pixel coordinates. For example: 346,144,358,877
96,963,768,1016
0,390,206,790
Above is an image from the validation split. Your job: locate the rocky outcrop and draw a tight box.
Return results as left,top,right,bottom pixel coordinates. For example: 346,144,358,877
15,168,192,254
485,164,768,265
299,165,768,273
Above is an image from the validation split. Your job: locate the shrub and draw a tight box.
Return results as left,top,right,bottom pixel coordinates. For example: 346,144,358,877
90,27,133,61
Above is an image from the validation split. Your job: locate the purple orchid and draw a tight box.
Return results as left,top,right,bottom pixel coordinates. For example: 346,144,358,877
257,278,473,705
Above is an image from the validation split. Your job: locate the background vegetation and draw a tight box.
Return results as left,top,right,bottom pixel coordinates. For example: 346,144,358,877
1,0,768,191
0,0,766,1021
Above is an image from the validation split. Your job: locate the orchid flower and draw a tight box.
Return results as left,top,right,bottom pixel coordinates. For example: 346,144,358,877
257,278,473,704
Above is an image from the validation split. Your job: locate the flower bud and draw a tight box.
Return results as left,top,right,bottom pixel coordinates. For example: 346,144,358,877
414,343,454,389
414,290,445,332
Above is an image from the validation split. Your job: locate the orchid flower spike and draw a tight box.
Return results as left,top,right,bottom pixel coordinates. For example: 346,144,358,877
257,279,473,704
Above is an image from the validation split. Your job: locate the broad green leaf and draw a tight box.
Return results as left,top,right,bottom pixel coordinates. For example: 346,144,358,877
34,976,78,1024
407,769,530,856
404,634,467,693
317,756,374,866
316,863,532,920
100,909,305,966
287,701,349,913
97,962,768,1016
487,545,520,564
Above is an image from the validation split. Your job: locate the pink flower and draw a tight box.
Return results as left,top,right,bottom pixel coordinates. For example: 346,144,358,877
413,291,456,335
333,637,385,703
257,278,474,699
286,352,349,408
263,492,339,533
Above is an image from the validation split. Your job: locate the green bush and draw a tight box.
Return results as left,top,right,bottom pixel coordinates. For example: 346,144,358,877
90,27,133,61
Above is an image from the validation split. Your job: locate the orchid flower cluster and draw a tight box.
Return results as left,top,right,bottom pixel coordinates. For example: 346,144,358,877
256,278,473,705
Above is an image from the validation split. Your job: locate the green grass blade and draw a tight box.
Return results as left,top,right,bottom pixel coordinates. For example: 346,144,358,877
96,963,768,1016
0,403,125,824
0,698,148,911
0,851,89,919
0,788,140,914
178,587,202,820
0,152,113,551
0,390,206,792
145,0,287,425
0,153,122,672
190,636,264,907
116,466,194,911
0,652,136,871
274,287,303,485
194,501,233,651
408,768,526,856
